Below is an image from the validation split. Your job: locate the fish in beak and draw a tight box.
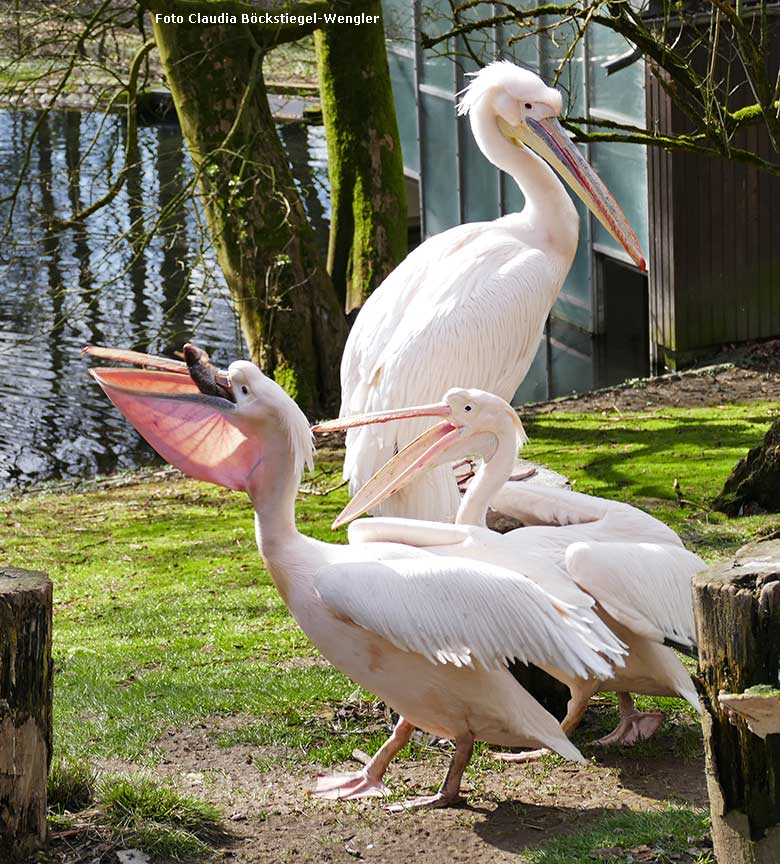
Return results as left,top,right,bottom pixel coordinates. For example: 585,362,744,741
85,346,267,492
498,116,646,271
313,403,504,529
82,343,234,400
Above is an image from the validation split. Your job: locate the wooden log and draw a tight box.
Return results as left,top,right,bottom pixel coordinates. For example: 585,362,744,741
715,418,780,516
0,568,53,860
692,540,780,863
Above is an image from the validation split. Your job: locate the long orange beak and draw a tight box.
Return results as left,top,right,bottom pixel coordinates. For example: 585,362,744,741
314,402,509,529
499,116,646,270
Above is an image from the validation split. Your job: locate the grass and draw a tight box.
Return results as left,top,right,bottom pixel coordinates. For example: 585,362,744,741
521,805,712,863
522,402,779,559
3,400,778,859
100,774,223,860
44,760,224,862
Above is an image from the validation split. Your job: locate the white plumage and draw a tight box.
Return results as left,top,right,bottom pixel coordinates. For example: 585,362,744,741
91,355,626,806
316,556,614,679
339,62,644,521
327,387,704,746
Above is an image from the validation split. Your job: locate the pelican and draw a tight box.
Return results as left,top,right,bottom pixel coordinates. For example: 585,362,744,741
315,389,703,748
339,61,645,522
86,349,622,809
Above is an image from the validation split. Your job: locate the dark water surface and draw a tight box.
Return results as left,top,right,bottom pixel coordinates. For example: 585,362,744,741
0,109,329,490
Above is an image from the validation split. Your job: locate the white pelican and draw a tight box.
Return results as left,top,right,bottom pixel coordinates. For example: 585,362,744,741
86,350,622,809
315,389,703,748
339,61,645,522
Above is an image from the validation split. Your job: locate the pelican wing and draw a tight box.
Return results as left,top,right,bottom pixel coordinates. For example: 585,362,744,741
315,556,617,680
341,231,563,519
565,541,704,648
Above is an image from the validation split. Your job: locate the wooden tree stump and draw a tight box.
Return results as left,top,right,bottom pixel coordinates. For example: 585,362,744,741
0,568,53,860
692,540,780,863
715,418,780,515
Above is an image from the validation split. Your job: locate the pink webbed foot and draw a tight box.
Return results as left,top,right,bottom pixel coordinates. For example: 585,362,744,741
490,747,551,763
387,791,464,812
594,711,664,746
309,770,390,800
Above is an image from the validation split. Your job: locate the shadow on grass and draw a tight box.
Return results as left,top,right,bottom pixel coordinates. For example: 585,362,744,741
524,411,771,500
475,802,710,862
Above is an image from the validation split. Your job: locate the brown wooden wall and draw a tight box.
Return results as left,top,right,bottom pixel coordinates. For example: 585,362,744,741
646,70,780,368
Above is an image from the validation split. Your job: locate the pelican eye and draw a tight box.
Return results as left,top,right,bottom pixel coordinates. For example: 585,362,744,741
241,385,249,395
464,405,472,412
525,102,532,109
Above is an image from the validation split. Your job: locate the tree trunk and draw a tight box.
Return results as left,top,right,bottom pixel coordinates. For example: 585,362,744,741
715,418,780,516
315,0,407,312
150,19,348,416
692,540,780,863
0,568,53,861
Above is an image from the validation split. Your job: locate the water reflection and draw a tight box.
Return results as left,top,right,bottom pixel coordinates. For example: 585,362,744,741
0,108,329,489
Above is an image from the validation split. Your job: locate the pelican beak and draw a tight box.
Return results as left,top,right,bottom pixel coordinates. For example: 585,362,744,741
312,401,452,433
82,343,233,400
333,417,463,528
313,403,459,528
84,347,279,493
316,403,503,529
498,116,646,271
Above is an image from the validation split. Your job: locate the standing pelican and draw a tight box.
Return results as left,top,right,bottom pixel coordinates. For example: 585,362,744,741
340,62,645,522
315,389,702,748
87,350,621,808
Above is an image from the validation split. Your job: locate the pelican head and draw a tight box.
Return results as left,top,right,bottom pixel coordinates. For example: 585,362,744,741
313,388,526,528
458,61,645,271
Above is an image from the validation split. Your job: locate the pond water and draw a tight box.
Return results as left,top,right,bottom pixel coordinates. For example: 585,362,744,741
0,108,329,490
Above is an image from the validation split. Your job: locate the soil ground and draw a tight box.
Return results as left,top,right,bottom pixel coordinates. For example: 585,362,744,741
525,339,780,416
49,706,709,864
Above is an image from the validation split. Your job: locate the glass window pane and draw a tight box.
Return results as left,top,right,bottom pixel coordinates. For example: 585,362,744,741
554,192,592,328
549,317,594,396
539,22,586,115
420,92,458,234
513,338,548,405
388,51,420,175
460,115,500,222
589,140,649,256
383,0,414,45
419,0,455,90
588,25,645,123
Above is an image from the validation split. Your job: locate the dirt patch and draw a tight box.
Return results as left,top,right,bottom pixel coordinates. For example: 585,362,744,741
528,363,780,416
71,713,707,864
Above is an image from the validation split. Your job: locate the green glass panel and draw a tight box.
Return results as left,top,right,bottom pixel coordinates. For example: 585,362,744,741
383,0,414,44
513,339,549,405
420,91,458,235
588,25,645,123
553,192,592,329
549,317,594,396
388,51,420,174
419,0,455,90
589,139,649,257
460,115,500,222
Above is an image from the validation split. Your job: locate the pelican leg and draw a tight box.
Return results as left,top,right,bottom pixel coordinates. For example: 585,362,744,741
594,692,664,746
310,717,414,801
388,734,474,812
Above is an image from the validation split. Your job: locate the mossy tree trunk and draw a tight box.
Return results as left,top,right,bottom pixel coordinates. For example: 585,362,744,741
0,568,53,861
692,540,780,863
315,0,407,312
149,7,348,415
715,418,780,516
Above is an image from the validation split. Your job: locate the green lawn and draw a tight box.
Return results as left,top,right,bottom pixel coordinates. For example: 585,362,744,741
3,401,777,861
